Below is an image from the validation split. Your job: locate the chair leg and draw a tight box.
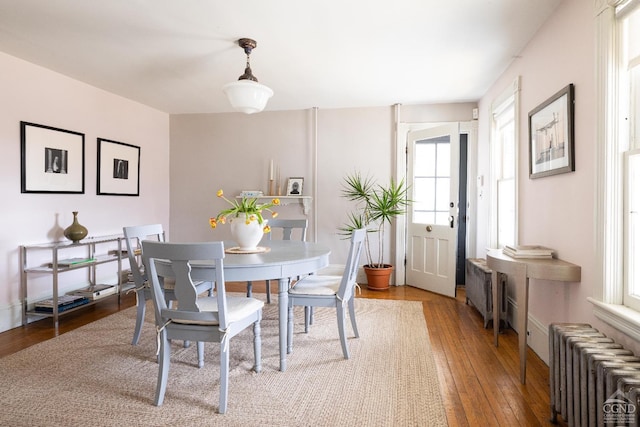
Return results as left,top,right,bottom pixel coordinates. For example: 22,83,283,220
348,297,359,338
246,281,253,298
197,341,205,368
154,331,171,406
131,290,146,345
337,304,350,359
304,306,311,333
287,303,294,354
219,341,230,414
253,319,262,373
266,280,271,304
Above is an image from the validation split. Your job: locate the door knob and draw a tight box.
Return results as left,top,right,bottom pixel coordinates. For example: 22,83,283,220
426,225,433,232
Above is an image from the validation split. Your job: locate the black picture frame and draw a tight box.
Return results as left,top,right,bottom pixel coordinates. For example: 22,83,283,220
528,84,575,179
20,121,85,194
97,138,140,196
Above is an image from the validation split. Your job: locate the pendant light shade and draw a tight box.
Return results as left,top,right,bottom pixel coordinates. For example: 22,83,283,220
223,80,273,114
223,38,273,114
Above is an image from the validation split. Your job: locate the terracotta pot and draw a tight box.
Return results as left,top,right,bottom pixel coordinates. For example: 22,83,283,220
364,264,393,291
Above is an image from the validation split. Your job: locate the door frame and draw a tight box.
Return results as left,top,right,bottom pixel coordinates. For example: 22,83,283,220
394,120,478,285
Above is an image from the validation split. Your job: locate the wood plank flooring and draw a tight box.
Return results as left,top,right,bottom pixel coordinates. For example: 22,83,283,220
0,283,561,426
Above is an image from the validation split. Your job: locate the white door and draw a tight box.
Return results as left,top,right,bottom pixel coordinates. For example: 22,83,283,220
406,124,459,297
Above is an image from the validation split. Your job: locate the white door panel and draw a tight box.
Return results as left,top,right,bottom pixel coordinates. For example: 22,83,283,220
406,124,459,297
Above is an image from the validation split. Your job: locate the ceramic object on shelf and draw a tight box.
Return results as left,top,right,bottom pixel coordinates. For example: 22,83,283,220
229,217,266,251
64,211,88,243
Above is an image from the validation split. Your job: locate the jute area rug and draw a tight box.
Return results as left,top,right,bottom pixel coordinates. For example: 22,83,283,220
0,297,446,426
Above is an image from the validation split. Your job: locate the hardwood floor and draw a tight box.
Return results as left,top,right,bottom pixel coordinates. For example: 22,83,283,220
0,283,559,426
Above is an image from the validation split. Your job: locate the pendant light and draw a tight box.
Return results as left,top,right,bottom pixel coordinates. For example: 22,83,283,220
222,38,273,114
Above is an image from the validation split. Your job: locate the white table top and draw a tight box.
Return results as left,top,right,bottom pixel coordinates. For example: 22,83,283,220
184,240,331,282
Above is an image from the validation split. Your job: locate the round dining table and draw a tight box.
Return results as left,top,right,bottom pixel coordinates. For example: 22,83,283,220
187,240,331,371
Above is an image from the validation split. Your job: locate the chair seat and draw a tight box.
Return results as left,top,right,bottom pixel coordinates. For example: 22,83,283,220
289,275,342,296
173,296,264,325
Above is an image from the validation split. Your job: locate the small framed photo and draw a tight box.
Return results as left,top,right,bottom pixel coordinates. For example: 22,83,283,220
528,84,575,179
20,121,85,194
97,138,140,196
286,177,304,195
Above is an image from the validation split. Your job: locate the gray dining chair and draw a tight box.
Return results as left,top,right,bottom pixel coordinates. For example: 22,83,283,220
287,228,366,359
246,218,308,304
142,240,263,414
123,224,213,345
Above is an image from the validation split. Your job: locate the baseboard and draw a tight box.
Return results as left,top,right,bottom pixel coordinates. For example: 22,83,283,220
506,296,549,366
0,301,24,333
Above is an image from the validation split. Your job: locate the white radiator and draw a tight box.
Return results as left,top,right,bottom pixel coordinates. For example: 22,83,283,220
549,323,640,426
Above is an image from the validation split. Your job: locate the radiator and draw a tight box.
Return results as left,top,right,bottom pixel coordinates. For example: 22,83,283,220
464,258,507,328
549,323,640,426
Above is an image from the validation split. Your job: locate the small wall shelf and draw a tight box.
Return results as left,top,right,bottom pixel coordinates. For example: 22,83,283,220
236,195,312,215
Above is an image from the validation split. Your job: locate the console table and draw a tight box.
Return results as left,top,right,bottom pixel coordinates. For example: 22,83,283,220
486,249,581,384
20,235,128,330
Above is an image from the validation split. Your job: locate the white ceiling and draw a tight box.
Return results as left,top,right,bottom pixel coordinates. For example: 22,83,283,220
0,0,563,114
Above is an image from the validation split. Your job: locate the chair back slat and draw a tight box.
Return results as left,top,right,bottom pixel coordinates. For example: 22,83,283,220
123,224,165,285
267,218,308,241
142,241,231,328
337,228,366,301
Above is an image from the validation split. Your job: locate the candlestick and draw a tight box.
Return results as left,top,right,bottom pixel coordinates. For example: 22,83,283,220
269,179,275,196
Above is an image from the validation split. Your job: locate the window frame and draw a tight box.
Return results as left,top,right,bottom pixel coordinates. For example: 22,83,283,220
590,0,640,339
489,77,520,249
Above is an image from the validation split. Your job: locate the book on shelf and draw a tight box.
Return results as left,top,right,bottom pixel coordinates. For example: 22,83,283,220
34,294,89,312
68,284,117,300
108,248,141,256
502,245,554,259
48,257,96,268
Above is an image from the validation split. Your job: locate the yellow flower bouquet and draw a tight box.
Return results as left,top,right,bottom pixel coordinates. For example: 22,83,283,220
209,189,279,234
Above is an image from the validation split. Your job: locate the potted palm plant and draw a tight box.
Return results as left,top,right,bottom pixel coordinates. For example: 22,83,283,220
339,172,410,290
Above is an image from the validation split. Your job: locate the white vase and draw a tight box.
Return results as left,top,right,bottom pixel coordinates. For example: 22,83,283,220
229,217,266,250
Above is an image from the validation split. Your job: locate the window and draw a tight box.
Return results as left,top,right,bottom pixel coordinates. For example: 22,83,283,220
591,1,640,335
623,7,640,309
413,136,451,225
490,79,519,248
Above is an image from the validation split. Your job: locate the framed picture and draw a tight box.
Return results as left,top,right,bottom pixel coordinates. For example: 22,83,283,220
97,138,140,196
528,84,575,179
20,121,85,194
286,177,304,195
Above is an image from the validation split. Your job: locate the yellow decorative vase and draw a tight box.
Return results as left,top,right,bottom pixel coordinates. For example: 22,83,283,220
64,211,88,243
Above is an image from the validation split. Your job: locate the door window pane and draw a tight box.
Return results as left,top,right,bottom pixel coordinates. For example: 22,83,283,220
413,136,451,225
436,142,450,176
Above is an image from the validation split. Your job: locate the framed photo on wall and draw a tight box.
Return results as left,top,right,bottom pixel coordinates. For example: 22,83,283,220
97,138,140,196
528,83,575,179
286,177,304,195
20,121,85,194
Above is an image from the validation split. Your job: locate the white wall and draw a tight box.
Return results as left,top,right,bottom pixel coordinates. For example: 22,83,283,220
0,52,170,332
476,0,625,361
169,104,475,272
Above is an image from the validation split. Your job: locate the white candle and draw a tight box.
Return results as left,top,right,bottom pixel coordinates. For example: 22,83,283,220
269,159,274,180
